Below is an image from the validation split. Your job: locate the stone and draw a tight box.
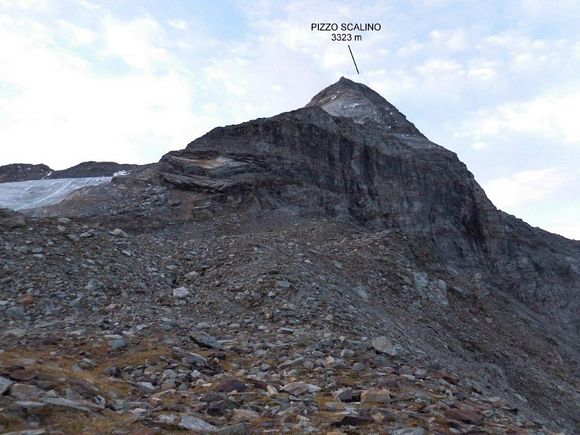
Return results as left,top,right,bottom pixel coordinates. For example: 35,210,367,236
278,356,304,369
172,286,190,298
331,413,374,427
231,408,260,422
9,383,42,400
445,408,485,425
11,400,46,411
215,423,251,435
190,331,223,350
218,379,247,393
1,430,47,435
371,336,398,356
6,306,26,320
110,228,128,237
108,338,126,350
156,413,178,425
182,352,207,367
278,327,296,334
392,428,426,435
42,397,99,412
360,388,390,404
340,348,355,359
136,381,156,394
333,388,354,402
0,376,14,395
4,328,26,338
179,415,217,432
281,382,321,395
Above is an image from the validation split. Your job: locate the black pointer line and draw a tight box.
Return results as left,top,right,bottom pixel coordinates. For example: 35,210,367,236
348,44,360,74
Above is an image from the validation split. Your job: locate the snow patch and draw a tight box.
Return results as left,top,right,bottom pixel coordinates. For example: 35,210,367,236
0,177,111,211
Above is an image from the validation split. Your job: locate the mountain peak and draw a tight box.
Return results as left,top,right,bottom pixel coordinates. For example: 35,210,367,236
306,77,424,137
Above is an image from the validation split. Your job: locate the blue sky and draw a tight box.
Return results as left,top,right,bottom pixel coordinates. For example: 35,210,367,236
0,0,579,238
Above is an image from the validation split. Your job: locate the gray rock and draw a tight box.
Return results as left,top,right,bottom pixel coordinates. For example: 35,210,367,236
0,376,14,395
110,228,128,238
190,331,222,350
173,286,190,298
108,338,126,350
6,305,26,320
215,423,251,435
333,388,354,402
182,352,207,367
281,382,321,395
1,429,47,435
196,321,211,329
136,381,156,394
371,336,398,356
4,328,26,337
392,428,426,435
9,383,42,400
42,397,99,412
179,414,217,432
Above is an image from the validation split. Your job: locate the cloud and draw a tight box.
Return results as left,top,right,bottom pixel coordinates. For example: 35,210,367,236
101,16,170,71
0,13,216,169
471,141,489,150
465,91,580,146
168,19,188,31
59,20,96,46
484,167,572,209
0,0,47,10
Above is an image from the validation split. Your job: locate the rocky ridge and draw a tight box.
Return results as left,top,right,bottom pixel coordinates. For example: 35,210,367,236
0,162,143,183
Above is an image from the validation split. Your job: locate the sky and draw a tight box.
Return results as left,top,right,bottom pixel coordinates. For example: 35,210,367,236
0,0,579,239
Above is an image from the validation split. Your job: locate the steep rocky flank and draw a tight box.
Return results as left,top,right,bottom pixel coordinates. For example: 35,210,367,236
158,77,579,336
1,78,578,433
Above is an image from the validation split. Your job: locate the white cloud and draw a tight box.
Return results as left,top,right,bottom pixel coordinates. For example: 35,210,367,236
416,58,464,78
0,0,47,10
0,13,216,169
168,19,188,31
484,167,571,209
59,20,96,46
429,29,469,51
466,91,580,145
101,16,170,71
471,141,489,150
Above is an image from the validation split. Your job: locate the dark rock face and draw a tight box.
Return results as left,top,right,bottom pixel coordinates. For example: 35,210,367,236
0,163,51,182
50,161,139,179
158,77,579,335
0,161,140,183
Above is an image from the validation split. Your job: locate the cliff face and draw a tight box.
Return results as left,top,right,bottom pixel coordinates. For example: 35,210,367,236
158,77,579,335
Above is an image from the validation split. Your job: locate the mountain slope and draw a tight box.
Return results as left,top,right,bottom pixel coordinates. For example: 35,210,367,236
1,78,578,432
158,77,579,336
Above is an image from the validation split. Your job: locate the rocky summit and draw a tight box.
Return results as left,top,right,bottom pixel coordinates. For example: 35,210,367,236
0,78,578,434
